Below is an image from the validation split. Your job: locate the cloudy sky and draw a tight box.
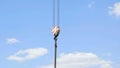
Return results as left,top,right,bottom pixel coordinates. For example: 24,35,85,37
0,0,120,68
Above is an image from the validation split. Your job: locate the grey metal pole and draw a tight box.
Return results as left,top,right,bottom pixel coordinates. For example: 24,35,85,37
54,38,57,68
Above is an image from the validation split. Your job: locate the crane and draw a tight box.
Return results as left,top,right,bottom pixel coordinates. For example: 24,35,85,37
52,0,60,68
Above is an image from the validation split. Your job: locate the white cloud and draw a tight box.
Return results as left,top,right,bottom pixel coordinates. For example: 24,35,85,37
6,38,19,44
88,1,95,8
108,2,120,17
39,52,112,68
7,48,48,62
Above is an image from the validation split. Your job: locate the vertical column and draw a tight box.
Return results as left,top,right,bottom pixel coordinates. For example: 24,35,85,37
54,38,57,68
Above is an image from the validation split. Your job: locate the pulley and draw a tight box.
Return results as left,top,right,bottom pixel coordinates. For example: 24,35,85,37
52,26,60,39
52,0,60,39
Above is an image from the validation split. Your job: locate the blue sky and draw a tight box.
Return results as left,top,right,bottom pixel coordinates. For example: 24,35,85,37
0,0,120,68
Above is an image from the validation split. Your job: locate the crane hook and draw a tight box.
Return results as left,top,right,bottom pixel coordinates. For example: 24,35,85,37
52,26,60,40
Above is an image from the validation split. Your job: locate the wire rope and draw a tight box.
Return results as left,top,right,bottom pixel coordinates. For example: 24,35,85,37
57,0,60,26
53,0,55,27
53,0,60,27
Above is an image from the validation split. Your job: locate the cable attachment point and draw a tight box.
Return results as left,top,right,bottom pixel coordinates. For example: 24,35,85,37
52,26,60,39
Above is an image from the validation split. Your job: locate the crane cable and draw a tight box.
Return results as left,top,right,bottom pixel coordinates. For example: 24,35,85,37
53,0,55,27
57,0,60,26
53,0,60,27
